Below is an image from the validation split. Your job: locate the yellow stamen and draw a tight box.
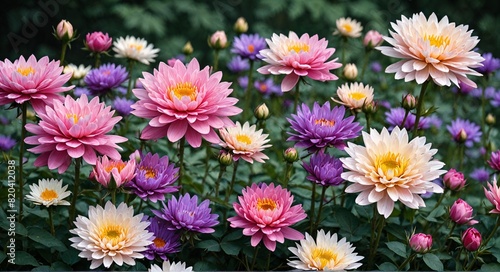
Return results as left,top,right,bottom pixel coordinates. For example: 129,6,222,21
236,134,252,145
168,82,198,101
99,224,124,244
314,118,335,127
256,198,277,211
40,189,58,201
424,34,450,47
247,44,255,53
17,66,35,76
375,152,409,180
105,161,126,173
66,113,79,124
342,23,353,33
311,247,338,270
153,237,166,248
288,42,310,53
139,166,156,179
348,92,367,101
129,43,143,51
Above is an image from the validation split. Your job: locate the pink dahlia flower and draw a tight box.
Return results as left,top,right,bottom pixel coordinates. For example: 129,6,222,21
257,31,342,92
0,55,73,113
484,177,500,214
25,94,127,173
228,183,306,251
131,58,242,147
90,155,136,188
377,12,484,88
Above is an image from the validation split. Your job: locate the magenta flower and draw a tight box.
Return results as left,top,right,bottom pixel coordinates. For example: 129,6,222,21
131,58,242,148
488,151,500,172
231,33,267,60
450,198,478,225
90,155,136,188
484,177,500,214
227,183,306,251
85,31,113,53
144,216,181,261
257,31,342,92
25,94,126,173
462,227,481,251
443,169,466,191
409,233,432,253
0,55,73,113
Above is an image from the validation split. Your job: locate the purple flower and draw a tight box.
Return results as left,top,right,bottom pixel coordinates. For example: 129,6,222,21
73,87,91,97
231,33,267,60
144,216,181,261
451,81,476,95
153,193,219,234
227,56,250,73
470,86,495,99
84,63,128,95
127,153,179,203
470,167,490,183
287,102,363,152
0,116,10,125
476,52,500,75
254,78,282,96
491,90,500,107
385,107,429,130
0,135,16,151
488,151,500,171
370,61,382,73
446,118,482,147
238,76,248,89
302,151,343,186
426,115,442,129
112,97,134,116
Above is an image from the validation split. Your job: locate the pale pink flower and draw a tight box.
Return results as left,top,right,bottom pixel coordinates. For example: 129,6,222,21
25,94,126,173
377,12,484,88
219,121,272,163
56,19,74,40
257,31,342,92
228,183,306,251
0,55,73,113
363,30,384,48
90,155,136,188
131,58,242,148
484,177,500,214
334,17,363,38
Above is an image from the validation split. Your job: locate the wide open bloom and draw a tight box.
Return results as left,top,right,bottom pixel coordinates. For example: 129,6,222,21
131,58,242,148
90,155,136,188
69,201,154,269
377,12,484,88
149,260,193,272
113,36,159,65
0,55,73,113
288,229,363,271
302,151,344,186
257,31,341,92
0,135,16,151
25,94,126,173
84,63,128,95
332,82,374,110
26,178,71,207
484,177,500,214
231,33,267,60
341,127,446,218
144,217,181,261
287,101,363,152
228,183,306,251
334,17,363,38
219,121,271,163
446,118,482,147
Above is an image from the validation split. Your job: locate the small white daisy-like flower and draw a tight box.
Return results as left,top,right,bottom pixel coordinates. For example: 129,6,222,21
25,178,71,207
288,229,364,270
69,201,154,269
332,82,374,110
113,36,160,65
63,64,91,80
219,121,272,163
149,260,193,272
334,17,363,38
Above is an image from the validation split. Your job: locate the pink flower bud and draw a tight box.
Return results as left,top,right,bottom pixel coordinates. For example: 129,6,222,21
363,30,383,48
85,31,112,53
462,227,481,251
450,198,478,225
443,169,466,191
56,20,74,41
402,93,417,111
409,233,432,253
283,147,299,163
209,31,228,49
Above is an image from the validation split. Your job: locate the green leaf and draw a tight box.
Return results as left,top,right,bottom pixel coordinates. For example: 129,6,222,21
195,239,221,252
51,261,72,270
423,253,444,271
220,241,240,256
32,266,51,271
481,263,500,271
15,251,39,266
28,227,67,252
0,251,6,264
386,241,408,258
59,248,81,265
24,206,49,218
222,231,242,242
378,262,398,271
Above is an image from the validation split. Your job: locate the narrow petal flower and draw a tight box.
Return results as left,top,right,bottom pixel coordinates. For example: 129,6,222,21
446,118,482,147
84,63,128,95
302,151,344,186
25,178,71,207
484,177,500,214
144,217,181,261
63,64,91,80
148,260,193,272
113,36,160,65
333,82,374,110
219,121,272,163
231,33,267,60
334,17,363,38
112,97,134,116
90,155,136,188
0,135,16,151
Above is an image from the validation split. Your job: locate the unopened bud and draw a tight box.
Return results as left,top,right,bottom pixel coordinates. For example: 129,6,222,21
182,41,193,55
209,31,228,50
283,147,299,163
218,150,233,166
363,30,383,49
234,17,248,34
486,113,496,126
402,94,417,111
456,129,468,143
254,103,270,120
55,19,74,42
362,100,378,114
409,233,432,253
462,227,482,251
342,63,358,81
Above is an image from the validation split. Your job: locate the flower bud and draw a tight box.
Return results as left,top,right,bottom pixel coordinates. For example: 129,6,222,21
129,150,142,163
486,113,496,126
443,168,466,191
209,31,228,50
234,17,248,34
85,31,112,53
363,30,383,49
342,63,358,81
254,103,270,120
182,41,194,55
462,227,481,251
283,147,299,163
450,198,478,225
409,233,433,253
218,150,233,166
402,93,417,111
56,20,74,41
455,129,468,143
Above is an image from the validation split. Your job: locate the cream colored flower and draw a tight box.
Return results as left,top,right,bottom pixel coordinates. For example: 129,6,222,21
69,201,154,269
288,229,364,270
341,127,445,218
332,82,374,110
26,178,71,207
219,121,272,163
334,17,363,38
149,260,193,272
63,64,91,80
377,12,484,88
113,36,160,65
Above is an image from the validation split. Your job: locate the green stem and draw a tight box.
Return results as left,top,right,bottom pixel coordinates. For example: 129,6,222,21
360,49,372,81
465,250,479,271
69,157,82,226
293,80,301,114
60,43,68,65
401,109,410,129
224,160,239,203
341,37,347,67
482,216,500,248
177,138,186,194
309,182,317,233
48,206,55,236
398,252,416,270
18,103,27,221
314,186,327,230
340,181,349,207
202,143,212,186
213,49,220,72
282,162,293,188
458,143,465,169
444,222,457,251
368,212,386,269
126,60,136,99
111,188,116,205
214,165,226,198
250,245,260,271
243,60,255,120
364,111,371,131
94,53,101,68
413,80,430,135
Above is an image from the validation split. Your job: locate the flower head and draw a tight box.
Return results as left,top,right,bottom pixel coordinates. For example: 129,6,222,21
363,30,383,48
113,36,160,65
84,63,128,95
488,150,500,172
209,30,228,49
149,260,193,272
287,101,363,152
334,17,363,38
342,63,358,80
234,17,248,34
484,178,500,214
0,55,73,113
144,217,181,261
112,97,134,116
462,227,481,251
0,135,16,151
476,52,500,75
443,168,466,191
131,58,242,148
26,178,71,207
257,31,342,92
288,229,363,271
219,121,271,163
63,64,92,81
85,31,113,53
56,20,74,41
447,118,482,147
333,82,374,110
409,233,432,253
228,183,306,251
90,155,136,188
227,56,250,73
25,94,127,173
153,193,218,234
377,12,484,88
302,151,344,186
73,87,90,97
127,152,179,203
470,167,490,183
341,127,446,218
231,33,267,60
254,78,282,96
69,202,154,269
450,198,478,225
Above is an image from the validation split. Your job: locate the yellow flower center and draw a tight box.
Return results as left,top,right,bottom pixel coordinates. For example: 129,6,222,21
311,247,338,270
375,152,409,180
129,43,143,51
153,237,166,248
17,66,35,76
40,189,58,201
342,23,353,33
247,44,255,53
236,134,252,145
105,161,126,173
424,34,450,48
168,82,198,101
256,197,277,211
66,113,80,124
314,118,335,127
140,166,157,179
348,92,367,101
288,42,310,53
99,224,124,245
